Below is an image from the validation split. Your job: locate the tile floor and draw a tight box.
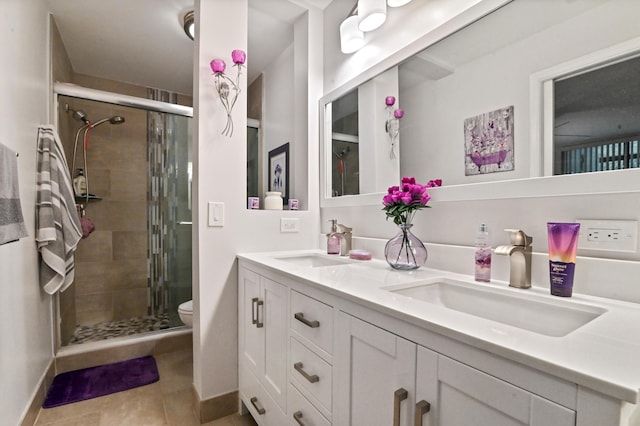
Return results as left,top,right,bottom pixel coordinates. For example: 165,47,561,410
33,350,257,426
68,314,170,345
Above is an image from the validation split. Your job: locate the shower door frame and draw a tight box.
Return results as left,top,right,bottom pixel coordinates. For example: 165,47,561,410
52,82,193,351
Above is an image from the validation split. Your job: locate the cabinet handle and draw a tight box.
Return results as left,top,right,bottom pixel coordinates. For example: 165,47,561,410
251,298,258,325
256,299,264,328
293,410,307,426
294,312,319,328
414,400,431,426
250,396,266,415
294,362,319,383
393,387,408,426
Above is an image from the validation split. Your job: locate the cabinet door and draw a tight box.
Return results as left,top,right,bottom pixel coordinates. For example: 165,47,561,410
262,277,288,410
418,351,576,426
239,268,263,377
335,312,416,426
239,269,288,413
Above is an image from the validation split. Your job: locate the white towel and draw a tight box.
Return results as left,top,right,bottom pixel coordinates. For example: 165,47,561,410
0,142,28,244
36,126,82,294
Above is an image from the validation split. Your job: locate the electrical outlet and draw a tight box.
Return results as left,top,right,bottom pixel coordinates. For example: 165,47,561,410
280,218,300,233
577,219,638,252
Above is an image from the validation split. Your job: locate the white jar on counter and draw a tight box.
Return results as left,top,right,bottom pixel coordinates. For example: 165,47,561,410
264,191,283,210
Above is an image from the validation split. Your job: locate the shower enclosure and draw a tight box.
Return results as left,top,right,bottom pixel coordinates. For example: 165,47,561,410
55,84,193,346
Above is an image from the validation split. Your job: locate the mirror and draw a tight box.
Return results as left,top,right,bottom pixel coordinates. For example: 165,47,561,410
247,1,310,210
322,0,640,202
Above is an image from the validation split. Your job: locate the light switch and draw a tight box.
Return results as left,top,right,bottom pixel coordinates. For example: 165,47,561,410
208,202,224,227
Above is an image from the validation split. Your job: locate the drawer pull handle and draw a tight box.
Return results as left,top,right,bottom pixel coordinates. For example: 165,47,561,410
256,299,264,328
294,312,319,328
294,362,319,383
250,396,266,415
393,387,408,426
293,410,307,426
414,400,431,426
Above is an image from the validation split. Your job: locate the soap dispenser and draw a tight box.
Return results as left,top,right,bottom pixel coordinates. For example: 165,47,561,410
474,223,491,282
327,219,341,255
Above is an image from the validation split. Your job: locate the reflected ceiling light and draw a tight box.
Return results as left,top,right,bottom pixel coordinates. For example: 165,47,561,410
387,0,412,6
183,10,195,40
340,15,365,54
358,0,387,32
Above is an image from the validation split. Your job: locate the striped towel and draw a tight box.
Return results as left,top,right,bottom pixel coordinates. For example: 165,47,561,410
0,142,28,244
36,126,82,294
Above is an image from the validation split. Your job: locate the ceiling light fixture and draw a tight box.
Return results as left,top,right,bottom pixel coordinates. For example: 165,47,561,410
340,15,365,54
183,10,195,40
358,0,387,32
387,0,413,7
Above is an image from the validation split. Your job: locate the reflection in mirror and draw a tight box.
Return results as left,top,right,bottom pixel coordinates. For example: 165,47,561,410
326,67,400,197
553,55,640,175
246,1,309,209
322,0,640,201
331,89,359,196
247,119,260,198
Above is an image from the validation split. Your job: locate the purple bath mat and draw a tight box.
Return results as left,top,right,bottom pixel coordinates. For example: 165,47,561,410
43,355,159,408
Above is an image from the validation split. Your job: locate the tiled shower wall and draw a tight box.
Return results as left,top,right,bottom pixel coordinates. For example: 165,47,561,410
60,94,149,328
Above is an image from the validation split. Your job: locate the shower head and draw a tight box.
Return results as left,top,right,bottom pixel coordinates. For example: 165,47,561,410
91,115,126,128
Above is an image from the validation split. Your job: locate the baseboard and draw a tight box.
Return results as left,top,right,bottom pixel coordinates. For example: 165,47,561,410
192,385,238,423
20,359,55,426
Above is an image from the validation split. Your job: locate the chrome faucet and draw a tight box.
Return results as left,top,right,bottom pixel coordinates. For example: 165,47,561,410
494,229,533,289
328,223,352,256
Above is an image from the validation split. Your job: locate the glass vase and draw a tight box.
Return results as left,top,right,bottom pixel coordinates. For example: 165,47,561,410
385,223,428,270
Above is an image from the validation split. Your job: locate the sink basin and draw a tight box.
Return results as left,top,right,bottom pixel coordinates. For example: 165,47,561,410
275,254,353,268
387,279,606,337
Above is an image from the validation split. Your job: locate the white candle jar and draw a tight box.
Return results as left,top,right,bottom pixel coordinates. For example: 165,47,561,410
264,191,283,210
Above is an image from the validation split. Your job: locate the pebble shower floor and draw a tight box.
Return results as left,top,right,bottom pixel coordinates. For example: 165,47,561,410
69,314,170,344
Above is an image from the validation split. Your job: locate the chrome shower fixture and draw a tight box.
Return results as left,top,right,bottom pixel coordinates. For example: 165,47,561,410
66,104,89,123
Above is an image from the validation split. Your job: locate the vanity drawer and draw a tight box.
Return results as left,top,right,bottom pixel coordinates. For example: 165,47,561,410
290,290,333,355
240,364,287,426
290,337,332,414
288,382,331,426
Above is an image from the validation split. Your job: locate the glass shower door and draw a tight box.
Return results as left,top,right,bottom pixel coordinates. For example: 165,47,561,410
147,111,193,327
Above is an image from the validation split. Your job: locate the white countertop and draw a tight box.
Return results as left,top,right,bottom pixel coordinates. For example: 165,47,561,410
238,249,640,404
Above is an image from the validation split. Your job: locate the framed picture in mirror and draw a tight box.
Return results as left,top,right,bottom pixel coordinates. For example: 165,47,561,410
268,142,289,204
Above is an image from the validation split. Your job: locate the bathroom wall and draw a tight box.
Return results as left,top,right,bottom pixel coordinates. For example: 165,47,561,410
0,1,55,424
321,0,640,303
192,0,323,411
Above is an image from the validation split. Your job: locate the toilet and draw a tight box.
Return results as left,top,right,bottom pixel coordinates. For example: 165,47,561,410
178,300,193,327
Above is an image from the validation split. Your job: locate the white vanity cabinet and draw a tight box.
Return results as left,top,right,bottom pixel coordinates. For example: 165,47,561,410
334,312,575,426
238,267,288,424
238,257,637,426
